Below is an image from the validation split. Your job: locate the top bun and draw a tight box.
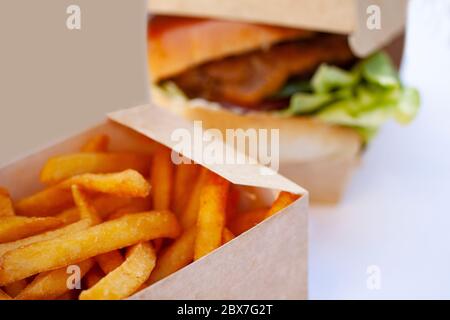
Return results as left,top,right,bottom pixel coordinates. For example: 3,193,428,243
148,15,314,82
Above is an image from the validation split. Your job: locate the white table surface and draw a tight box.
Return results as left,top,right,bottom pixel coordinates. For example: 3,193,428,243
310,0,450,299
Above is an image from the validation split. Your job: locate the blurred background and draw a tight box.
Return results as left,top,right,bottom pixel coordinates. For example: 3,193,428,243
310,0,450,299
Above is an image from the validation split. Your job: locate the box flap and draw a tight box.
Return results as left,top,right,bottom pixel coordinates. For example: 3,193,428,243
148,0,407,57
108,104,306,195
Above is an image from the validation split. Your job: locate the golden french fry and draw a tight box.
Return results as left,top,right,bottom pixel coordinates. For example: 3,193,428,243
3,279,27,298
173,163,199,215
40,152,151,185
0,218,93,257
180,168,208,229
0,211,180,285
107,198,152,221
79,242,156,300
61,170,151,198
56,290,77,300
0,288,11,300
151,145,174,210
222,228,235,245
81,134,109,153
148,227,196,285
15,187,73,217
0,188,14,217
194,172,230,260
71,185,101,223
84,265,105,289
16,259,94,300
0,216,63,243
55,208,80,225
265,191,300,218
228,207,268,236
95,250,124,274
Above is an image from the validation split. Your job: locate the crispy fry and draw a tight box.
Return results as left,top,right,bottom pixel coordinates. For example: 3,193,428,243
81,134,109,153
194,172,230,260
180,168,208,229
151,145,174,210
3,279,27,297
40,152,151,185
56,290,77,300
61,170,151,198
265,191,300,218
79,242,156,300
0,211,180,285
0,216,63,243
148,227,196,285
222,228,235,244
107,198,151,220
84,265,105,289
228,207,268,236
0,188,14,217
0,218,93,257
56,208,80,225
0,288,11,300
15,259,94,300
71,185,101,223
173,163,199,215
95,250,124,274
15,187,73,217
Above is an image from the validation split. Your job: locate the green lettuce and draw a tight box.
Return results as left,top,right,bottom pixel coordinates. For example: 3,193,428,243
280,52,420,142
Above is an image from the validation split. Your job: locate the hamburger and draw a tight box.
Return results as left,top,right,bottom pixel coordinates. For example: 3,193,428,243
147,15,420,202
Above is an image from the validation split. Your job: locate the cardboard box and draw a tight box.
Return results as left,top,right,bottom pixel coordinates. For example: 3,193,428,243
0,103,308,299
147,0,408,203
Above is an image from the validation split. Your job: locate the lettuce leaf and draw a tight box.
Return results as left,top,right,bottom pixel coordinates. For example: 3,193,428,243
281,52,420,142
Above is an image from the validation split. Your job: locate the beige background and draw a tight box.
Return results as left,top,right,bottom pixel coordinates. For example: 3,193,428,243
0,0,149,165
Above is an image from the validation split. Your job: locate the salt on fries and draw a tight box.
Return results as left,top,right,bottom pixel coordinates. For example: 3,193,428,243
0,134,300,299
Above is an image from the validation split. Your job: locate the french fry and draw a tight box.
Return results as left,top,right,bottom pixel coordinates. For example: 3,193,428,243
40,152,151,185
15,187,73,217
180,168,208,229
84,265,105,289
194,172,230,260
107,198,152,220
0,211,180,285
0,188,14,217
95,250,124,274
16,259,94,300
56,290,77,300
79,242,156,300
0,218,93,257
61,170,151,198
151,145,174,211
148,227,196,285
3,279,27,297
222,228,235,244
0,288,11,300
56,208,80,225
71,185,101,223
228,207,268,236
0,216,63,243
265,191,300,219
81,134,109,153
173,163,199,215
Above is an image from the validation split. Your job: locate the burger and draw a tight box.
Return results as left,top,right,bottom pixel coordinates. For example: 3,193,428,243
147,15,420,202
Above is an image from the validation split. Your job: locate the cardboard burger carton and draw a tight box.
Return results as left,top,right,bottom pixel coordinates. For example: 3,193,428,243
0,103,308,299
146,0,420,203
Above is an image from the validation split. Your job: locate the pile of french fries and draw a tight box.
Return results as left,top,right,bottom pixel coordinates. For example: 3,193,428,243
0,134,299,300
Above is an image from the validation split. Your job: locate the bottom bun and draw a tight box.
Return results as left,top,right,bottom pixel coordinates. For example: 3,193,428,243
151,86,362,203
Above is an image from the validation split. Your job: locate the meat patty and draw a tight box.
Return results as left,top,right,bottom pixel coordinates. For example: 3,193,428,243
170,35,355,108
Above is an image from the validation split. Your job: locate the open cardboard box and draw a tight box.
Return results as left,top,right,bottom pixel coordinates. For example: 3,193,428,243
147,0,408,203
0,103,308,299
